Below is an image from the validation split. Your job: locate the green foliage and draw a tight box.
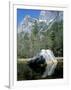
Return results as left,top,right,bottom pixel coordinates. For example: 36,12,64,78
32,20,39,36
17,20,63,58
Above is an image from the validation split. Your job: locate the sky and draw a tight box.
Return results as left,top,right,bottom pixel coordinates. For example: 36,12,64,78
17,9,41,26
17,9,63,27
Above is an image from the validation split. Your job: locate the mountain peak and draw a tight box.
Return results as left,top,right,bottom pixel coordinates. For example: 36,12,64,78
39,11,47,22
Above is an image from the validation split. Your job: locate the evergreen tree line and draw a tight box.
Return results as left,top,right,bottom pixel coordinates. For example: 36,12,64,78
17,20,63,58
